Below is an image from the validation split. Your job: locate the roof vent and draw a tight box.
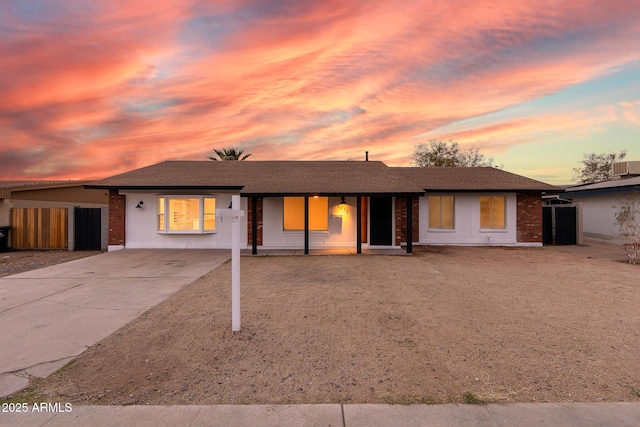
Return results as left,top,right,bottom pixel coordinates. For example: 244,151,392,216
612,161,640,176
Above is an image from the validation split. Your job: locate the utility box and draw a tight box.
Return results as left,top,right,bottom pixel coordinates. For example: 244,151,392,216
612,161,640,176
0,226,10,253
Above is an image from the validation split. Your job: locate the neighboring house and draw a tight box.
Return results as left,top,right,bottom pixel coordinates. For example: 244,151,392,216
85,160,559,253
0,181,109,250
564,173,640,244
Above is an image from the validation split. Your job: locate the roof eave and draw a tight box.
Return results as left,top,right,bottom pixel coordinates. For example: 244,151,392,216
240,191,425,197
84,184,245,191
421,188,554,192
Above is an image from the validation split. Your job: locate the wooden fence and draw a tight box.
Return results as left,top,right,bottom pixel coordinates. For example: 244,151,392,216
11,208,68,249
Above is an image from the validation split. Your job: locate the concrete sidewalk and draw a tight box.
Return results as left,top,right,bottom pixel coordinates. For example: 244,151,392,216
0,403,638,426
0,249,230,398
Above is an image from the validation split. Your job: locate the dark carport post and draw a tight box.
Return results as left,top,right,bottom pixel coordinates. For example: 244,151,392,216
251,196,258,255
356,196,362,254
304,196,309,254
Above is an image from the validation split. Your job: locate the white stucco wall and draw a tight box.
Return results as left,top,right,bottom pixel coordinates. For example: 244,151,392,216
418,193,517,245
261,196,359,249
123,192,247,249
568,193,626,243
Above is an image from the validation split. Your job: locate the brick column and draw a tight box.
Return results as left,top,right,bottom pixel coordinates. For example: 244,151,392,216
108,190,126,247
516,192,542,243
247,197,263,246
394,196,419,246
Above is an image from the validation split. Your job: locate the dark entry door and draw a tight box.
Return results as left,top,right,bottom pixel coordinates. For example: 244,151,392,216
369,196,393,245
74,207,101,250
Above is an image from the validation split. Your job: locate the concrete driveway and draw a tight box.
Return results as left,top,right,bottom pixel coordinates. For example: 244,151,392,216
0,249,230,397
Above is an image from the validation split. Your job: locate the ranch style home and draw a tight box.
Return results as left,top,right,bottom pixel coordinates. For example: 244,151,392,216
85,160,560,253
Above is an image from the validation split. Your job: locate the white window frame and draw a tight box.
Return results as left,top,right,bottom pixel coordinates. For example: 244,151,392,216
428,195,455,230
479,195,507,230
157,196,217,234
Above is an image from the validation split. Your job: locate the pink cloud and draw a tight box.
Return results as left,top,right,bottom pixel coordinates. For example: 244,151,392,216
1,0,639,179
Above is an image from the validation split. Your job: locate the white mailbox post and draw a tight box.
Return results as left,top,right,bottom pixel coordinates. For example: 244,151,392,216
216,194,245,331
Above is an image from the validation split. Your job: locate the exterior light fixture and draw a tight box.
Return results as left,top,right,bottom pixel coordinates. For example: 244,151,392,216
136,201,144,209
337,197,348,216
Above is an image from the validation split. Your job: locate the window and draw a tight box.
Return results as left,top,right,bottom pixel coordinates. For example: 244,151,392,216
283,197,328,231
428,195,454,229
157,197,216,233
480,196,506,229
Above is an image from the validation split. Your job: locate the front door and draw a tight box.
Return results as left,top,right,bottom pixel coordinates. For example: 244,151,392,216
369,196,393,245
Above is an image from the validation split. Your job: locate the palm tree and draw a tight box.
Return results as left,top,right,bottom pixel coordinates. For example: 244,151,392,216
208,147,252,161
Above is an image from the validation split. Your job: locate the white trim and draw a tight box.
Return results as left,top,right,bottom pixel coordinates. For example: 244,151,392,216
427,194,456,230
156,195,218,234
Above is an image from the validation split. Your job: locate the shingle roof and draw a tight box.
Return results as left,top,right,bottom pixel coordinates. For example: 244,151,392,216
0,180,84,190
86,161,559,194
86,161,425,195
394,167,561,192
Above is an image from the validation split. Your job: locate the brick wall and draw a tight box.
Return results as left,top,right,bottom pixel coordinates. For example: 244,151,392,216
394,196,420,246
108,190,126,246
247,197,263,246
516,192,542,243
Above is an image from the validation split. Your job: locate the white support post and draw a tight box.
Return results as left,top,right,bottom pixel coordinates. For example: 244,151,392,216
216,195,245,331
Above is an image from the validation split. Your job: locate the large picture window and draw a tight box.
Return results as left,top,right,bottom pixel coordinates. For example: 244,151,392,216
428,195,454,229
157,196,216,233
283,197,328,231
480,196,506,229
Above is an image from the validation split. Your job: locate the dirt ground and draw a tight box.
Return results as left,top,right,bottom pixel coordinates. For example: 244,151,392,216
0,250,101,278
8,242,640,405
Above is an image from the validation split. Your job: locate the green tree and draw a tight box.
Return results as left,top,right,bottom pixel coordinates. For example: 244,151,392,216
208,147,252,161
573,150,627,184
412,139,496,167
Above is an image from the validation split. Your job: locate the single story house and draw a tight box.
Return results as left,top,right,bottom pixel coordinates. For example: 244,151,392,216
564,173,640,244
0,181,109,251
85,160,559,253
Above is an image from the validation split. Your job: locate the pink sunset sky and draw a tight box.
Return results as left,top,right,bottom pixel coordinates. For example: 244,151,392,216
1,0,639,184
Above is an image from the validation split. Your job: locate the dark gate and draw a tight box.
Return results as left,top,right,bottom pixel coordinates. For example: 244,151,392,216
74,207,101,250
369,197,393,245
543,205,577,245
542,207,553,245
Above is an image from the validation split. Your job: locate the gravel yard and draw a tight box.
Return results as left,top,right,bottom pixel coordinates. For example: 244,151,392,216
0,250,101,278
5,242,640,405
